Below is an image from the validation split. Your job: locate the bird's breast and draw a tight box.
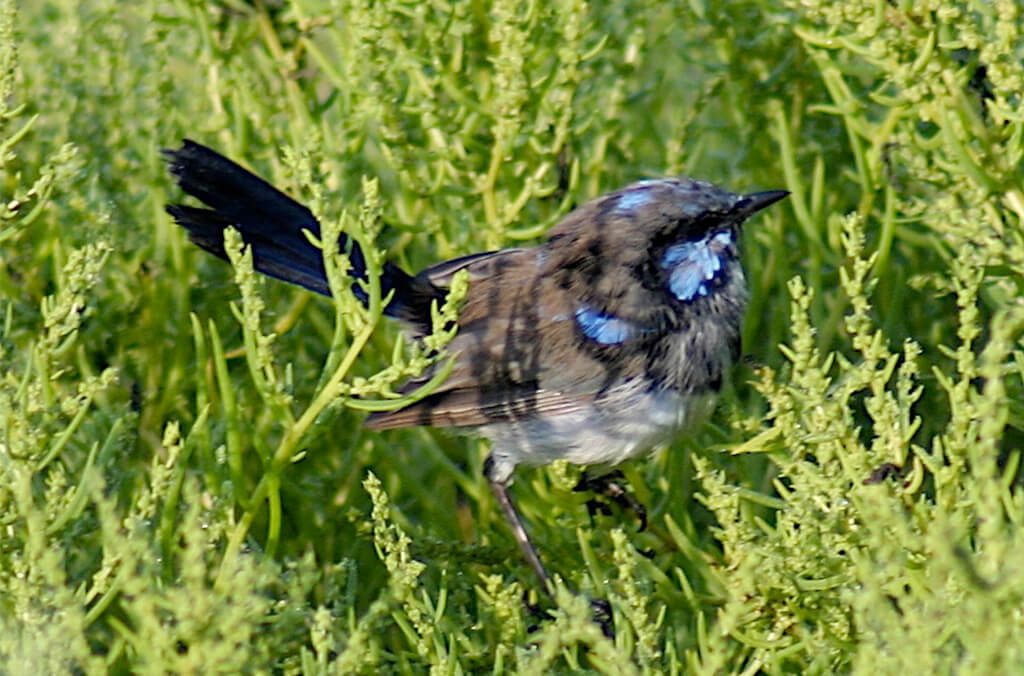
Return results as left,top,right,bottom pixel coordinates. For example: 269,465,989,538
481,377,720,475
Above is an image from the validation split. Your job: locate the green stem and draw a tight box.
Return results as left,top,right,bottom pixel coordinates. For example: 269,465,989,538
265,473,281,558
215,319,378,587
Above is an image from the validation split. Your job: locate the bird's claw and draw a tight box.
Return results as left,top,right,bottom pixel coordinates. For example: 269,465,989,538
573,470,648,531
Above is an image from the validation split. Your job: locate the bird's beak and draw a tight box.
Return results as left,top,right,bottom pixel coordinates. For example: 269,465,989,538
734,190,789,219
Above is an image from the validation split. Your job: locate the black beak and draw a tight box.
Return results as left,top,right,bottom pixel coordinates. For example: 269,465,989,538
734,190,789,219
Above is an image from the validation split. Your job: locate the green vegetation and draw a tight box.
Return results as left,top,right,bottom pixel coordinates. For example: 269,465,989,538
3,0,1023,672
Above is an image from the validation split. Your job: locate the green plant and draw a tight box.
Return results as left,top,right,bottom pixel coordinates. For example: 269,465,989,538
1,0,1022,672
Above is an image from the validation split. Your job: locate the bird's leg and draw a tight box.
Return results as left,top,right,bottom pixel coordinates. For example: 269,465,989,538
488,476,552,593
485,457,617,636
484,455,552,591
573,469,648,531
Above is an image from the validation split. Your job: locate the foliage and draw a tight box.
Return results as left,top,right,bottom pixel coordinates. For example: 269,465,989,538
1,0,1022,672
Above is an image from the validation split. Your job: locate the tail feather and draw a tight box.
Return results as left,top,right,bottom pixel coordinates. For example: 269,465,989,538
165,203,331,296
163,140,437,324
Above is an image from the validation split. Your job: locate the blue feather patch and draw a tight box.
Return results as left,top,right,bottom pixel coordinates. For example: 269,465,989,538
662,231,732,301
574,306,639,345
615,189,654,212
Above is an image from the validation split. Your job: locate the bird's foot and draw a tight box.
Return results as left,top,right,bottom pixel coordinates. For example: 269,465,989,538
573,469,647,531
523,591,615,639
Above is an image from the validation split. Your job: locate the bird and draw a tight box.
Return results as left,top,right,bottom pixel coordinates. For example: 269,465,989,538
163,139,788,590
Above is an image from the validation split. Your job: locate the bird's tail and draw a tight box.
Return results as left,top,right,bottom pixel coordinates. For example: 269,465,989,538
163,140,427,321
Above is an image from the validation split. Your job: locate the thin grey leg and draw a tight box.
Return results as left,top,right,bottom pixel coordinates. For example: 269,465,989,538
488,477,552,593
484,458,615,635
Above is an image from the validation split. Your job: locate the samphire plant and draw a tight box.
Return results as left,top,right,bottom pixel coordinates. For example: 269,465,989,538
1,0,1022,672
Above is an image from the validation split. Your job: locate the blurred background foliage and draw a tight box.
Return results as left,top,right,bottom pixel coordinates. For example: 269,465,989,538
2,0,1023,672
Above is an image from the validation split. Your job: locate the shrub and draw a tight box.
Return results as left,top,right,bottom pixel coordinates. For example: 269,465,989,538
2,0,1022,672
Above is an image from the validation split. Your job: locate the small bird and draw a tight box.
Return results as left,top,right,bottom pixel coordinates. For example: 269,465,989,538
164,140,787,590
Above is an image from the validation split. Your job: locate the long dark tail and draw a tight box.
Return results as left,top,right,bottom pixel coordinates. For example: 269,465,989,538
163,140,434,324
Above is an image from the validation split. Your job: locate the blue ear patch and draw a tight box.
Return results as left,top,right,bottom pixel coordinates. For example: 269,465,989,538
574,306,640,345
662,231,733,301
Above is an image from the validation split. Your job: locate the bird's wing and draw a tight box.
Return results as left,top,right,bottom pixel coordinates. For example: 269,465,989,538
366,247,656,429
